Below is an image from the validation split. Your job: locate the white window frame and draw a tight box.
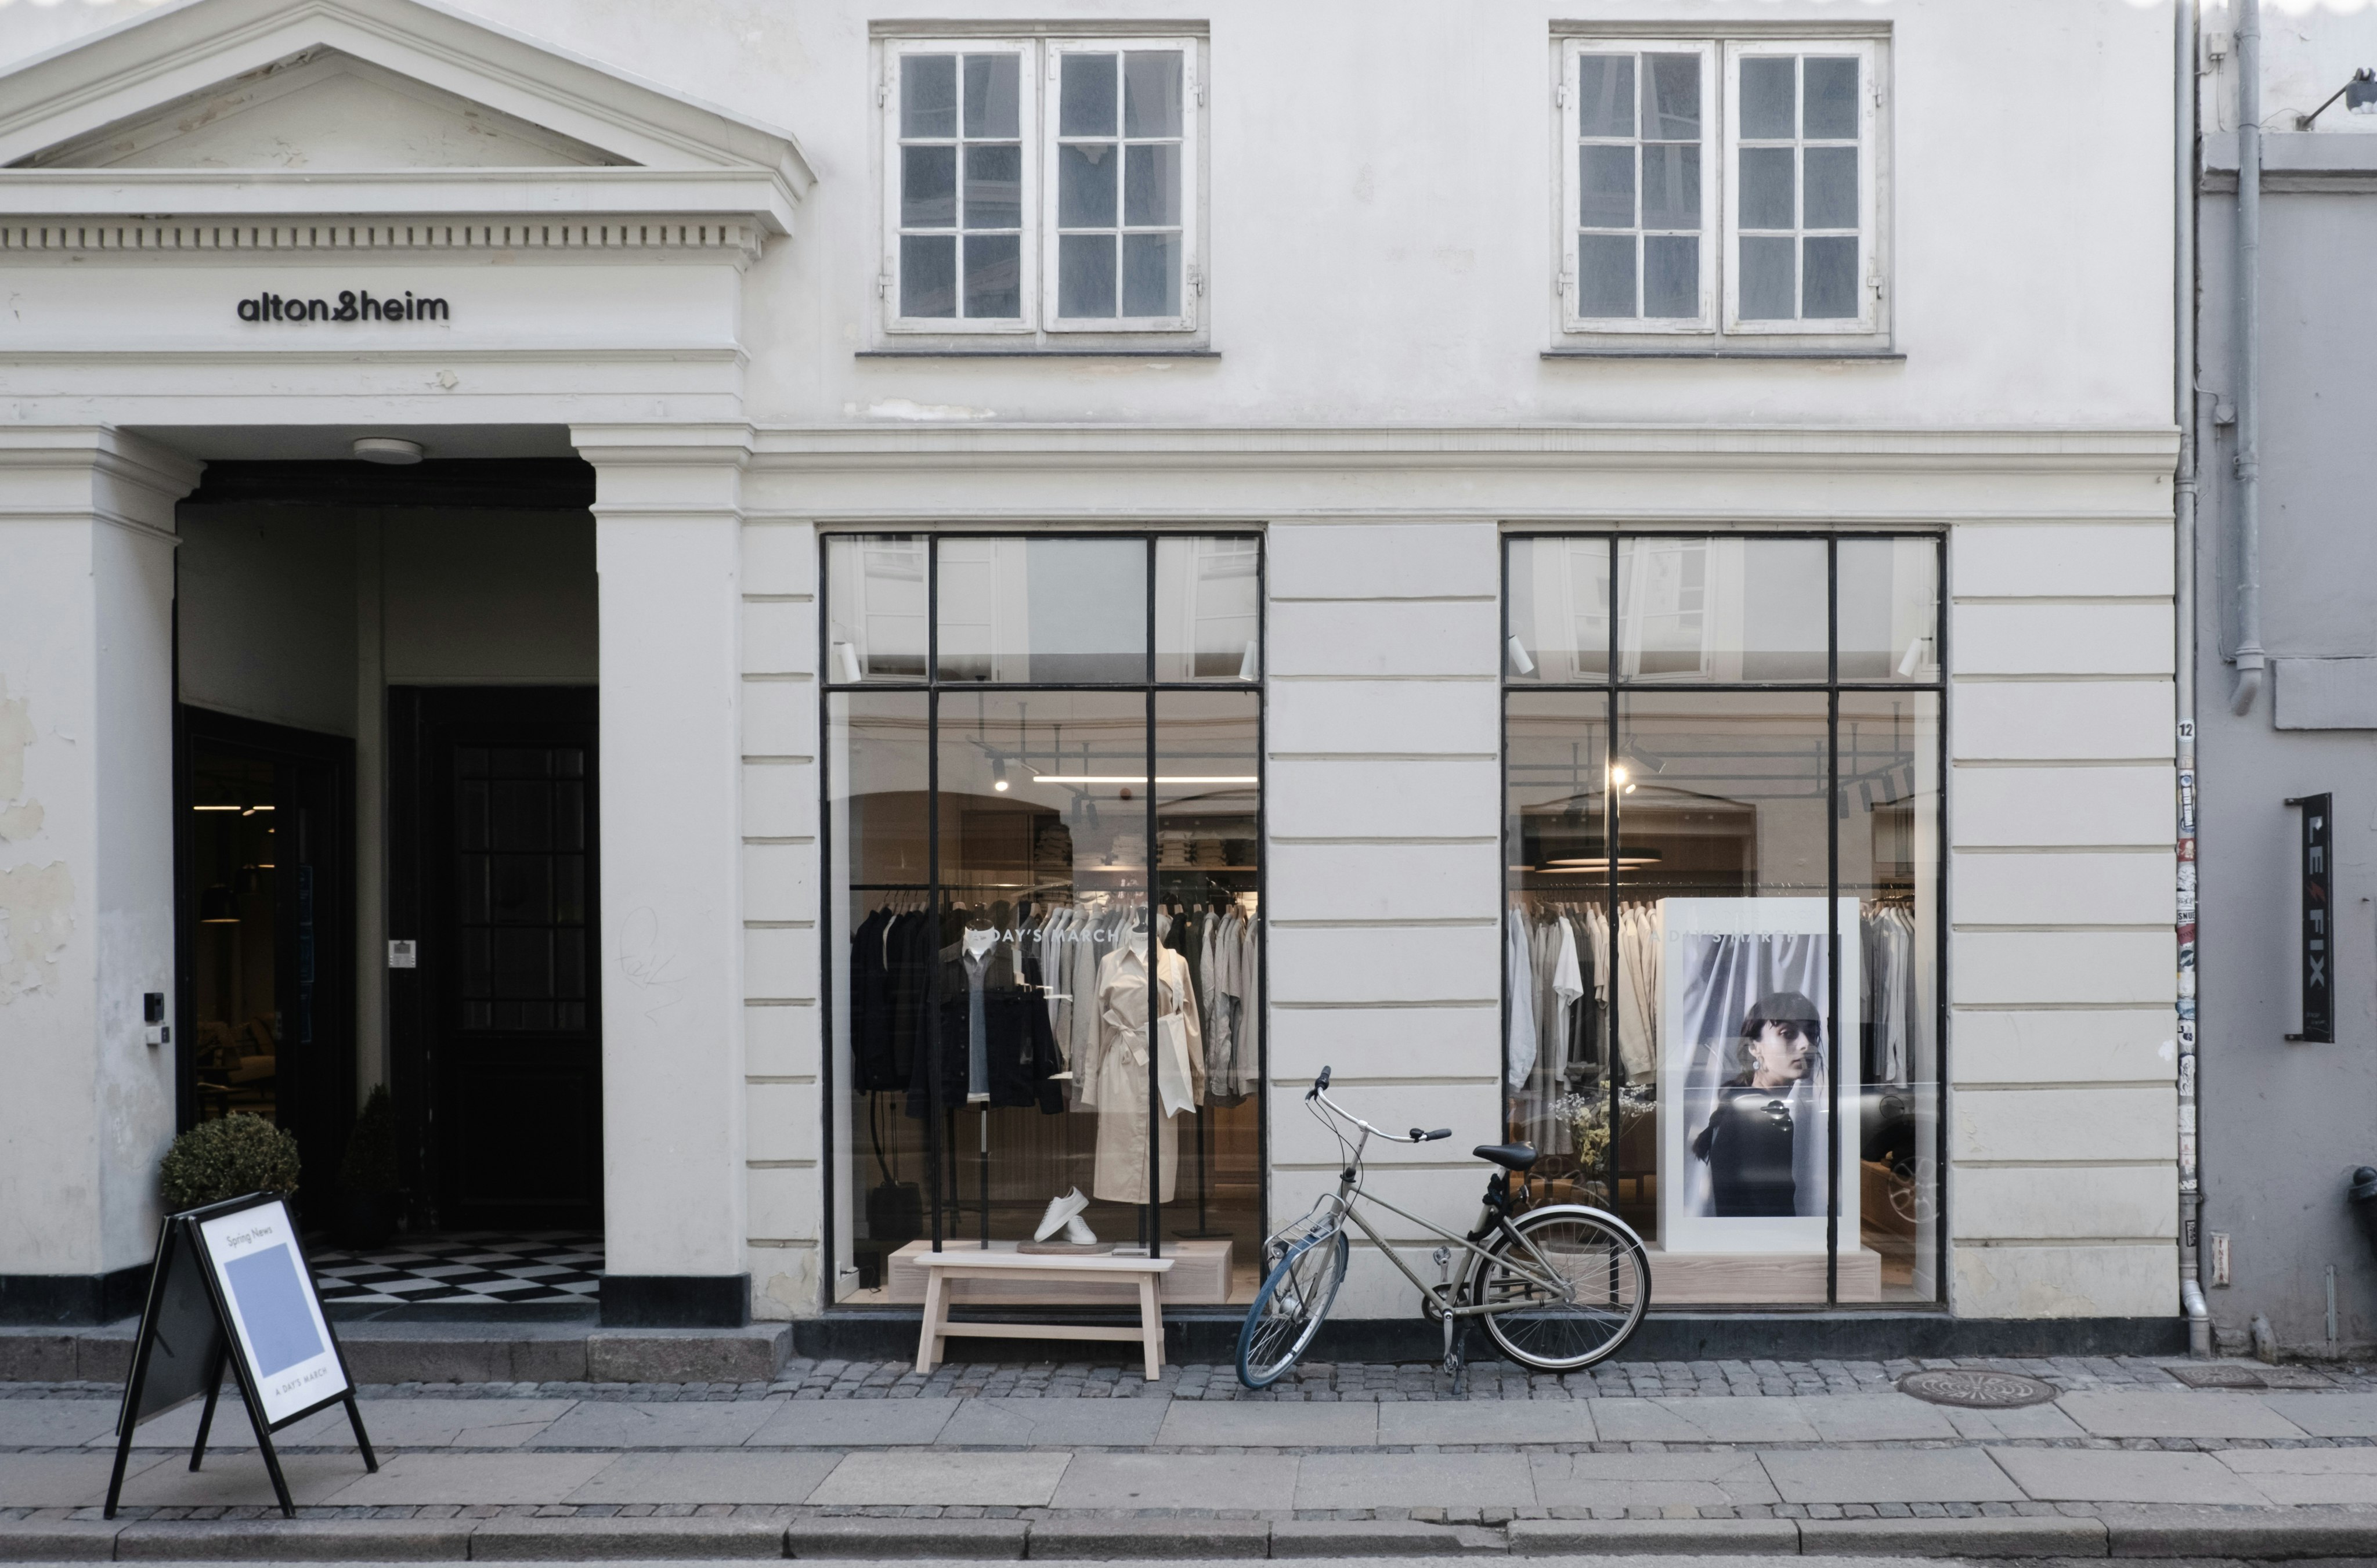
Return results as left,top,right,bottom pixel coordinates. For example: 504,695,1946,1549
1721,39,1880,335
879,35,1202,341
1042,37,1201,334
1553,30,1888,346
1559,39,1717,334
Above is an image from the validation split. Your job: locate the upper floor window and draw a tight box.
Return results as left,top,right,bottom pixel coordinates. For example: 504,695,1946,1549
882,35,1202,339
1559,34,1884,344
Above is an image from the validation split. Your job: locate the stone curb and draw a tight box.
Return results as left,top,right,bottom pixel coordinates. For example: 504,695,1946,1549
8,1509,2377,1560
1507,1518,1800,1555
0,1520,118,1561
785,1519,1030,1559
113,1519,476,1560
2103,1511,2377,1559
1798,1516,2111,1558
1028,1518,1270,1559
1269,1520,1504,1557
469,1516,790,1559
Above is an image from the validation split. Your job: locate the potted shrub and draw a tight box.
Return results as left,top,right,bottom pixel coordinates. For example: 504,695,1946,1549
158,1112,302,1211
336,1085,402,1248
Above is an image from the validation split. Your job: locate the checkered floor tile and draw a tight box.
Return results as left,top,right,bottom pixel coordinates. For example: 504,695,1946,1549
309,1231,603,1306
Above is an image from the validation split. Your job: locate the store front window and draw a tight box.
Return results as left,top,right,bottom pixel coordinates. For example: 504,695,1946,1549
825,534,1263,1308
1504,535,1941,1305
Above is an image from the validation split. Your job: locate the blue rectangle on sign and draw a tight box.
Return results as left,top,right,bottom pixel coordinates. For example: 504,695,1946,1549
223,1243,324,1377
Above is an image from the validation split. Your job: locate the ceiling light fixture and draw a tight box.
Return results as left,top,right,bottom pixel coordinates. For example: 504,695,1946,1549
352,436,425,465
1032,774,1258,786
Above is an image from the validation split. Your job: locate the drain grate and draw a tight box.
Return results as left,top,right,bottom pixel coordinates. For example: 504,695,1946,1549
1896,1368,2060,1408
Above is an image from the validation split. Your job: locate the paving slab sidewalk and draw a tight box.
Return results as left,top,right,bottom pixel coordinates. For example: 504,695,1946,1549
8,1356,2377,1560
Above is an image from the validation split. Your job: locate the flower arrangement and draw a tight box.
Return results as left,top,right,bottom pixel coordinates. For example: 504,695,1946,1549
1552,1093,1611,1170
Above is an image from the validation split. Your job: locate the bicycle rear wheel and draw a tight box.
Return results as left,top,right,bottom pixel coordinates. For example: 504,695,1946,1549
1470,1205,1649,1371
1236,1229,1348,1389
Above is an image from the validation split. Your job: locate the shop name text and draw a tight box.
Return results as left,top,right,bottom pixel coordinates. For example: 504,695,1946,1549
237,290,449,324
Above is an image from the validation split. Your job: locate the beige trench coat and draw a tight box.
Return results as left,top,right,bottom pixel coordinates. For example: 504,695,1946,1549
1082,944,1204,1204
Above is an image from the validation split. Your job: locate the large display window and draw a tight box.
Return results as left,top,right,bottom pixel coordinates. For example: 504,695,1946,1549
823,534,1264,1308
1504,535,1942,1305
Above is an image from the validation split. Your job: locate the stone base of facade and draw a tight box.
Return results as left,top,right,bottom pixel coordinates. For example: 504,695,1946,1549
789,1309,2191,1365
0,1266,151,1328
599,1274,753,1329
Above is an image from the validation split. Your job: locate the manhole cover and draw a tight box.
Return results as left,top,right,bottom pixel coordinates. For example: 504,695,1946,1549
1896,1369,2060,1408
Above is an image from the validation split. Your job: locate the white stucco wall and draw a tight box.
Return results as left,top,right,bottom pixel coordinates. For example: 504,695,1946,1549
0,0,2183,1323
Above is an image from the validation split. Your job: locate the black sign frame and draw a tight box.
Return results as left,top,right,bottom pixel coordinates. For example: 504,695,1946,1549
104,1191,376,1519
2285,793,2335,1045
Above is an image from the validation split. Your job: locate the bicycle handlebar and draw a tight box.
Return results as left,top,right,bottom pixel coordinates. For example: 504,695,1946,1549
1306,1067,1451,1146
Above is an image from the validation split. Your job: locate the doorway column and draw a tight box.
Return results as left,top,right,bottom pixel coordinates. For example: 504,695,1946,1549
578,425,753,1327
0,429,200,1324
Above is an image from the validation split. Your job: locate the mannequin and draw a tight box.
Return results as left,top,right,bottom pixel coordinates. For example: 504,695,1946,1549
1082,909,1205,1205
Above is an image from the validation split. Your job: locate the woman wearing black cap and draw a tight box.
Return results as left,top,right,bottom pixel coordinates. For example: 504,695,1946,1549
1690,991,1820,1217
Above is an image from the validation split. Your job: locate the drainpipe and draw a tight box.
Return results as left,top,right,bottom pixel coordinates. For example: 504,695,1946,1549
2231,0,2266,717
2175,0,2210,1359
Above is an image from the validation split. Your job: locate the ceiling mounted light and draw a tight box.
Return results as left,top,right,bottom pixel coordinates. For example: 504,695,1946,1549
992,757,1010,792
352,436,424,465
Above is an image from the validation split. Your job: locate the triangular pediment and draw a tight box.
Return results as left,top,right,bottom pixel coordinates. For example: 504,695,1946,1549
19,48,626,172
0,0,809,200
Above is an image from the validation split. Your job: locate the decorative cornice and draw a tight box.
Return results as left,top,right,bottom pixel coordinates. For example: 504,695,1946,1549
742,424,2181,475
0,214,769,262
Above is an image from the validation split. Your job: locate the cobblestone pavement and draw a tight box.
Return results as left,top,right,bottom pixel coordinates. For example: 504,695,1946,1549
11,1352,2376,1403
9,1356,2377,1527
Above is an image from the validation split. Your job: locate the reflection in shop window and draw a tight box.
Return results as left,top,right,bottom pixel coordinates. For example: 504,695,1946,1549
1505,535,1941,1307
825,534,1264,1312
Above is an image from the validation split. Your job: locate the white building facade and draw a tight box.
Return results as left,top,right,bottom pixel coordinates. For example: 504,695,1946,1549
0,0,2184,1349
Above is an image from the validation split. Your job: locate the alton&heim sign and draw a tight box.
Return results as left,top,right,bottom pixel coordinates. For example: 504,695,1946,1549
237,288,449,324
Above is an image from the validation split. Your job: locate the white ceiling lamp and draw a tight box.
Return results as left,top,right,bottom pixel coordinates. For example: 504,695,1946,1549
352,436,425,465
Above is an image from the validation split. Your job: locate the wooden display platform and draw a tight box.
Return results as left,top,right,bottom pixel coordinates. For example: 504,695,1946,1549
888,1238,1231,1306
1646,1245,1883,1304
915,1251,1173,1380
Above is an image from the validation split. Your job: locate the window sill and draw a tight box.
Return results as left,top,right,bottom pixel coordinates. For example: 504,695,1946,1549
858,348,1221,359
1542,348,1905,362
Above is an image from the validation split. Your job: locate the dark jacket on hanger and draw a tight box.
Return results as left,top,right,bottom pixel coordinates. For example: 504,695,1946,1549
851,909,935,1094
906,936,1066,1117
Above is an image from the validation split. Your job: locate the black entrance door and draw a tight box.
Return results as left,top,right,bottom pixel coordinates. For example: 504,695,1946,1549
392,688,601,1229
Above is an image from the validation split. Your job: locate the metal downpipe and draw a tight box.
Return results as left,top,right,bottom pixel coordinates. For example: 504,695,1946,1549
2176,0,2210,1359
2231,0,2266,717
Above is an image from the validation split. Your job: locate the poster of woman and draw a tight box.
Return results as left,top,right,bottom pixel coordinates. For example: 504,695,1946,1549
1658,897,1862,1255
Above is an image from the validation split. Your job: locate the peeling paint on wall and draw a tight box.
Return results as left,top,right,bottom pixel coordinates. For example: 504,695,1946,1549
0,676,34,804
0,861,75,1004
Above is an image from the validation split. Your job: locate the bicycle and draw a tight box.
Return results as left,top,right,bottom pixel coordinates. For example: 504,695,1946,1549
1236,1067,1652,1389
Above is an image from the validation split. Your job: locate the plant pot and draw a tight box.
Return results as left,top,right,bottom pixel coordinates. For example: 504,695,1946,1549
336,1190,403,1250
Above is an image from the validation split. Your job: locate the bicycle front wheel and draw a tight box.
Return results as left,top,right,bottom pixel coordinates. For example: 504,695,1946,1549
1470,1205,1650,1371
1236,1229,1348,1389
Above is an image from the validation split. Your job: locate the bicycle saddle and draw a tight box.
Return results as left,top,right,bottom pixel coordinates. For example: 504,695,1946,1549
1472,1142,1537,1172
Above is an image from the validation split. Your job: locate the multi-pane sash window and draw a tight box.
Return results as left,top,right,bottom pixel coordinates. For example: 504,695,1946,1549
1566,43,1714,330
884,37,1200,335
1559,35,1881,339
1726,43,1876,330
1051,45,1190,326
894,47,1027,324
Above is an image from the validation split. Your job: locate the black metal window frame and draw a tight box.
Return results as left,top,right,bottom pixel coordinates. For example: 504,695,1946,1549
1499,529,1950,1310
815,528,1269,1298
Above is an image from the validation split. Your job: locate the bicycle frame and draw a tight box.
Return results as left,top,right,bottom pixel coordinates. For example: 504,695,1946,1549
1284,1086,1581,1321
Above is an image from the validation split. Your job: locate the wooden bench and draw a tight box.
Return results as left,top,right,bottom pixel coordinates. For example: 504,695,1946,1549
914,1251,1175,1381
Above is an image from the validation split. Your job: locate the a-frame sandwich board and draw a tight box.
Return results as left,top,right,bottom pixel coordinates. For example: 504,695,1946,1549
104,1191,376,1518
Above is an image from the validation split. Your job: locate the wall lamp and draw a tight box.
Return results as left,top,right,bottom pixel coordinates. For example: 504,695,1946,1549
2297,67,2377,129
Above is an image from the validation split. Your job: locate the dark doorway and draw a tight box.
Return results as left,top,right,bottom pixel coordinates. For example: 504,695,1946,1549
391,687,602,1230
176,709,356,1220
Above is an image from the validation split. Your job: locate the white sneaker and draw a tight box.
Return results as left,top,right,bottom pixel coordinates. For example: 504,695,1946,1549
1061,1213,1098,1245
1034,1187,1090,1242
